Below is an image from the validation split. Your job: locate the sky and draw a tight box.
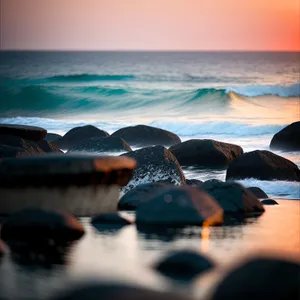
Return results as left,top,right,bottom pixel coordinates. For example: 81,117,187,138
0,0,299,51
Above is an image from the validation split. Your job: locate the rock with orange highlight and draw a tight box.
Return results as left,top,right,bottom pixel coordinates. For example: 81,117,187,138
135,186,223,226
200,181,264,215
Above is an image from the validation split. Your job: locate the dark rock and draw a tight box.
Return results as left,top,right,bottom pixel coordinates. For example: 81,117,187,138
68,136,132,153
0,240,6,257
212,257,300,300
0,124,47,141
91,213,132,226
0,154,136,216
226,150,300,182
261,199,279,205
1,208,85,253
205,179,223,184
45,133,62,142
247,187,268,199
200,181,265,214
185,179,203,186
135,186,223,226
121,146,186,193
154,250,214,280
53,125,109,150
270,122,300,151
112,124,181,147
51,282,190,300
169,139,243,168
37,140,63,153
0,134,45,158
118,182,171,211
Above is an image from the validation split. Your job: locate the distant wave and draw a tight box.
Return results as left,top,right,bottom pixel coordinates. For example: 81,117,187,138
44,74,136,82
0,76,299,117
226,83,300,97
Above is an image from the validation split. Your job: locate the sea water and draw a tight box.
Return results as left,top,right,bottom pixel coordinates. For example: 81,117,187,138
0,51,299,300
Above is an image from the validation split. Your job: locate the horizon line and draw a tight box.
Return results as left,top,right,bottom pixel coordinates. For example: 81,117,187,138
1,49,300,53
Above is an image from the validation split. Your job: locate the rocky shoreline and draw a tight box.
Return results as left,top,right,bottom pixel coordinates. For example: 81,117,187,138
0,122,299,299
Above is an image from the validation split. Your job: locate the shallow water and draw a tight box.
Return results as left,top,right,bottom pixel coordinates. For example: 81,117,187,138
0,200,299,300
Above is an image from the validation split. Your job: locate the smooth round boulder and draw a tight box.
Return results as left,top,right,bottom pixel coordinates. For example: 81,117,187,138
91,213,132,226
247,187,268,199
0,134,45,158
136,186,223,226
45,133,62,142
200,181,264,214
53,125,109,150
0,208,85,252
211,257,300,300
270,122,300,151
121,146,186,193
169,139,243,168
118,182,171,211
154,250,214,280
51,282,191,300
112,124,181,147
185,179,203,186
68,136,132,153
261,199,279,205
226,150,300,182
0,124,47,141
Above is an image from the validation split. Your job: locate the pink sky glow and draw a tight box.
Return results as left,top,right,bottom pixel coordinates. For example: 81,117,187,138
1,0,299,51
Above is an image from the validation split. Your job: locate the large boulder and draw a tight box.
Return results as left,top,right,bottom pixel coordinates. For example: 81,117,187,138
0,124,47,141
154,250,214,281
135,186,223,226
37,140,63,153
68,136,132,153
112,125,181,147
0,154,136,216
0,208,85,253
261,199,279,205
247,187,268,199
44,133,62,142
226,150,300,182
212,257,300,300
185,179,203,186
120,146,185,193
118,182,171,211
270,122,300,151
0,134,45,158
51,282,191,300
169,139,243,168
53,125,109,150
200,181,264,214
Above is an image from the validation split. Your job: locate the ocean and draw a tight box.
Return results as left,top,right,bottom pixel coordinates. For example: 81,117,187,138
0,51,299,300
0,51,299,198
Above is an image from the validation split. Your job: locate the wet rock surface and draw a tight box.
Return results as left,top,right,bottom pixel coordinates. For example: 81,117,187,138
270,121,300,151
112,125,181,147
68,136,132,153
169,139,243,168
121,146,185,193
0,124,47,141
135,186,223,226
211,257,300,300
154,250,215,280
53,125,109,150
226,150,300,181
247,187,269,199
200,181,265,215
118,182,171,211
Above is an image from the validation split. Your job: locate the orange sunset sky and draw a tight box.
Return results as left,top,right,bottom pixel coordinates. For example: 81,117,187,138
0,0,299,51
